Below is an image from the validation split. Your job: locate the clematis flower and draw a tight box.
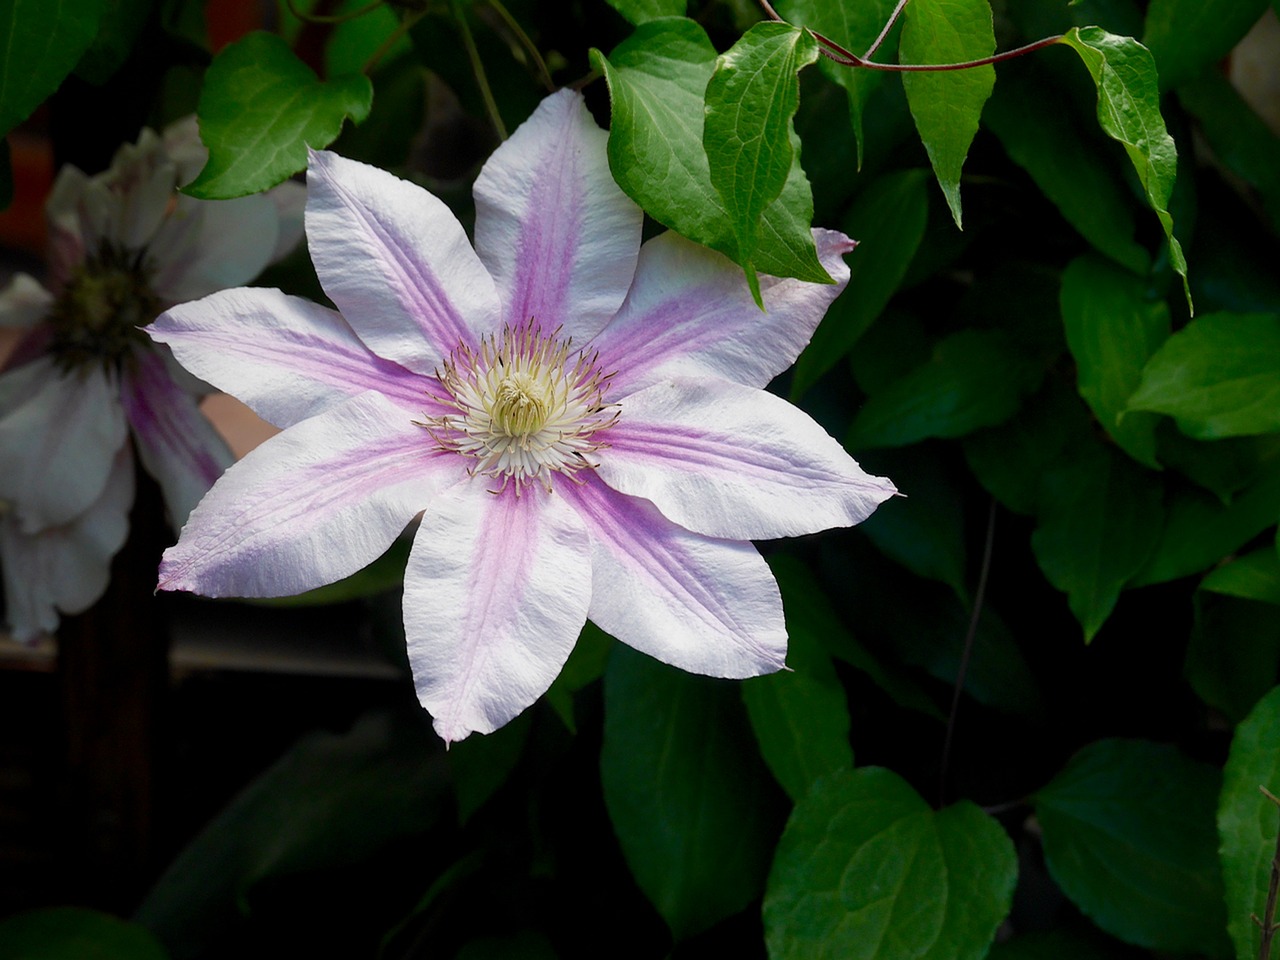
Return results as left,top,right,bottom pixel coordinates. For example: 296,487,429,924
149,90,896,743
0,118,304,639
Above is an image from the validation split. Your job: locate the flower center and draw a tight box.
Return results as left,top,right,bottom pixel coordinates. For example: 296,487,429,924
422,321,618,493
47,242,160,372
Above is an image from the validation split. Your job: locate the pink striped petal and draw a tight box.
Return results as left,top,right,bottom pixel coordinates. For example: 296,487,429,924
562,478,786,679
405,481,591,743
0,359,128,532
599,377,896,539
306,150,501,372
594,228,855,397
158,391,455,598
150,288,429,428
121,349,234,526
0,447,133,642
473,89,641,341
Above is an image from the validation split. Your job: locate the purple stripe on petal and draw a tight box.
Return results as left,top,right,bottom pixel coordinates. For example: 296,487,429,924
404,482,591,743
121,349,234,525
307,150,502,372
561,476,786,679
474,90,641,341
150,288,431,428
593,229,855,397
158,391,458,599
598,377,896,540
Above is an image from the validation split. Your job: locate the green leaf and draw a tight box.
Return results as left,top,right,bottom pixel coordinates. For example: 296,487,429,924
792,168,930,395
0,0,101,136
447,711,531,824
1030,438,1164,641
1186,593,1280,723
1202,548,1280,606
601,646,778,939
776,0,900,167
1219,685,1280,960
136,710,448,954
1143,0,1269,91
591,18,830,287
605,0,684,24
1132,463,1280,587
1060,254,1170,467
1177,69,1280,234
900,0,996,229
74,0,153,85
325,0,412,77
185,31,373,200
763,767,1017,960
1128,312,1280,439
543,622,613,733
704,21,820,304
0,908,169,960
1035,739,1229,956
847,329,1042,449
252,535,410,607
1058,27,1191,310
742,563,853,801
983,60,1150,274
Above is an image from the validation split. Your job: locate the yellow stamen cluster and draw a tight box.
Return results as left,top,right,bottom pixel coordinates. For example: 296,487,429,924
421,321,618,493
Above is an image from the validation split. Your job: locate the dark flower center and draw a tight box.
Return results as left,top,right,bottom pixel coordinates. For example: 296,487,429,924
47,242,160,372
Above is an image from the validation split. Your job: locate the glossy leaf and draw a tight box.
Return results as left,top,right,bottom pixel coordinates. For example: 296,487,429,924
185,31,373,199
776,0,900,167
1186,593,1280,724
847,329,1041,449
605,0,685,24
1035,739,1229,956
0,908,169,960
1058,27,1190,309
1060,255,1170,467
900,0,996,228
601,646,777,939
764,767,1016,960
0,0,100,136
1218,685,1280,960
1128,312,1280,439
793,168,930,396
984,61,1149,274
591,19,828,287
1143,0,1269,90
1031,438,1164,641
704,21,821,303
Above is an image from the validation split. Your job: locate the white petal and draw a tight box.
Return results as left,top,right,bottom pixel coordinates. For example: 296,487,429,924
405,481,591,743
150,194,279,302
0,359,128,532
150,288,430,429
0,274,54,329
562,478,786,679
158,391,457,598
599,377,896,539
593,228,855,396
1,448,133,642
306,149,501,372
474,89,642,341
121,350,234,526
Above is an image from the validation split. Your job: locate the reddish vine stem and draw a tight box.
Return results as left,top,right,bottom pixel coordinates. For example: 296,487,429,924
939,497,997,808
1258,786,1280,960
864,0,909,59
758,0,1064,73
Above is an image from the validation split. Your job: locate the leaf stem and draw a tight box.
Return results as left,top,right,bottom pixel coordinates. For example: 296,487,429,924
286,0,386,25
482,0,555,93
1258,786,1280,960
757,0,1063,72
939,497,996,807
863,0,909,59
451,0,508,139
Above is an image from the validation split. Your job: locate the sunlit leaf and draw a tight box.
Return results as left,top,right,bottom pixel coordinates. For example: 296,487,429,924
1058,27,1191,309
764,767,1016,960
185,31,373,199
900,0,996,228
